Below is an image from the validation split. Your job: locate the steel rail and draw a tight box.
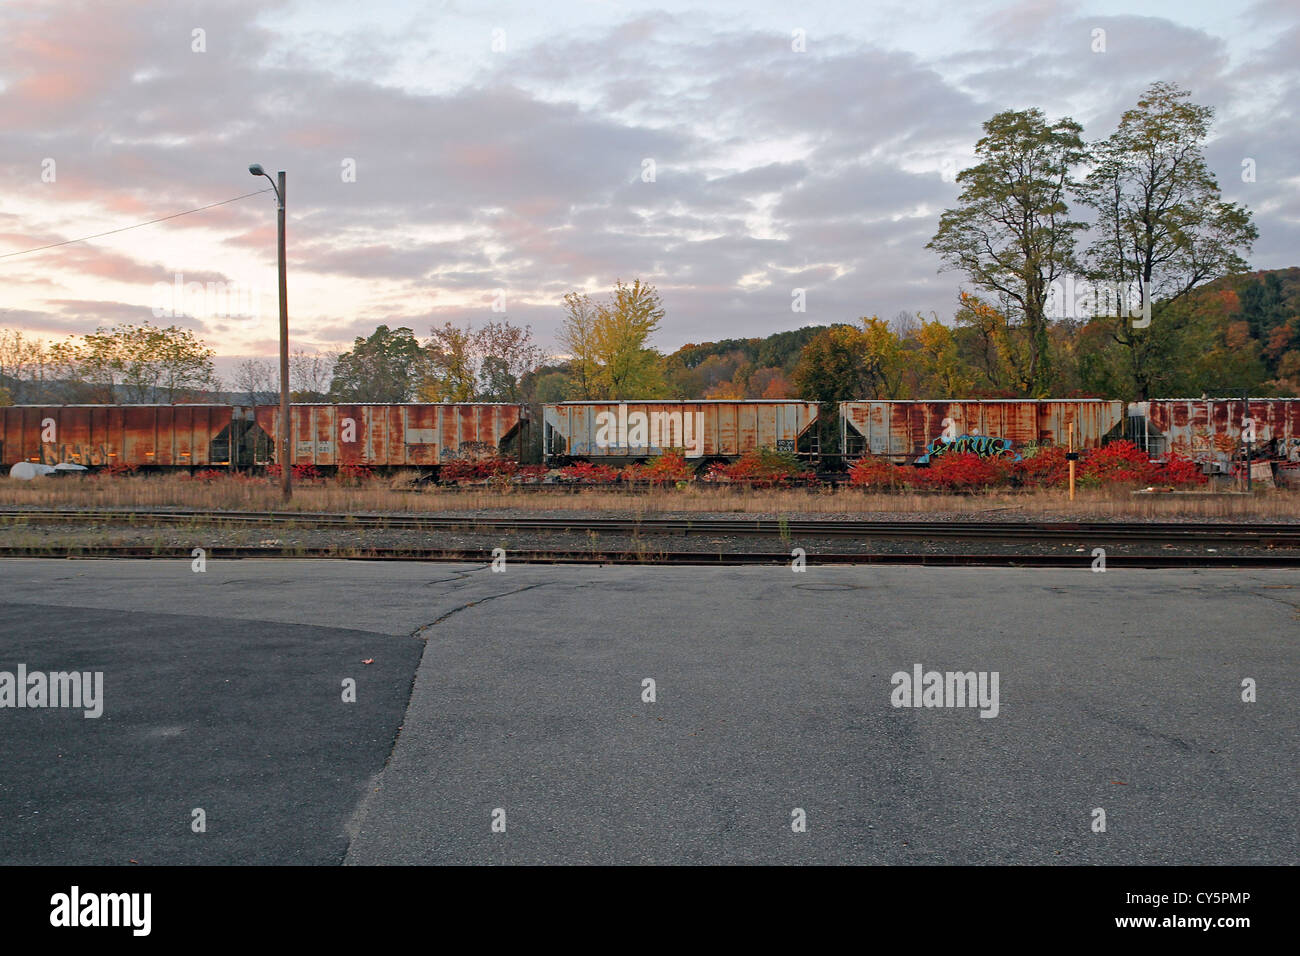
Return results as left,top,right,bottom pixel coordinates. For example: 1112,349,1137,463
1,509,1299,545
2,544,1300,567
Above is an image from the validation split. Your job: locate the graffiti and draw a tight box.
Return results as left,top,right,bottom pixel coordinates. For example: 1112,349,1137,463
440,441,497,461
916,434,1019,464
41,442,110,466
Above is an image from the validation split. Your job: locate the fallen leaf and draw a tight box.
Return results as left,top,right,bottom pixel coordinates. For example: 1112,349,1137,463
362,658,374,665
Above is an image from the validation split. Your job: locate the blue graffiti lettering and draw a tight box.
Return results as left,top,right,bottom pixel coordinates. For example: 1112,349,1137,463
916,434,1020,464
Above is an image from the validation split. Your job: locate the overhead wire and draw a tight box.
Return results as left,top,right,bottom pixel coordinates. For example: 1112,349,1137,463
0,188,275,261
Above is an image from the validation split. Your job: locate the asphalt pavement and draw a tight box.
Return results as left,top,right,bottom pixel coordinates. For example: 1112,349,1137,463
0,558,1294,864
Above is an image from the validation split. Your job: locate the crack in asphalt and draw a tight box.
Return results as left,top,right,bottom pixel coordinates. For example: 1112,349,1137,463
409,582,555,639
344,579,561,864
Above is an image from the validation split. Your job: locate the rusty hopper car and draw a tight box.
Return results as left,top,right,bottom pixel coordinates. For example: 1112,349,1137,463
543,400,820,464
253,403,526,469
839,400,1125,462
0,404,255,470
1129,398,1300,473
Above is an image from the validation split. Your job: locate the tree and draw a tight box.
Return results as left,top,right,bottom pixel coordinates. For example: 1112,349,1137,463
475,320,548,401
1239,272,1288,342
0,330,47,403
859,316,908,398
54,323,219,402
422,323,477,402
421,319,547,402
792,325,872,402
328,325,428,402
952,292,1035,395
232,358,277,404
915,315,975,397
290,349,336,401
1080,82,1257,399
928,108,1088,395
559,279,668,399
557,292,601,399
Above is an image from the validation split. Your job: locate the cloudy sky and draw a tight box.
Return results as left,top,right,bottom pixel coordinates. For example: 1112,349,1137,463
0,0,1295,378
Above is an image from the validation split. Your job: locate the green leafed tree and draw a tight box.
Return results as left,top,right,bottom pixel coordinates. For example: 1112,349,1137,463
593,279,665,398
54,322,219,403
328,325,429,402
928,108,1088,396
1079,82,1257,399
792,325,871,402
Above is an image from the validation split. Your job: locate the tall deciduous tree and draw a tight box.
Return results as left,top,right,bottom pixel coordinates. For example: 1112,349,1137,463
289,349,337,401
928,108,1088,396
475,320,548,401
329,325,428,402
792,325,871,402
557,292,601,399
232,357,277,404
54,323,219,402
422,323,478,402
1080,82,1257,399
421,319,547,402
589,279,665,398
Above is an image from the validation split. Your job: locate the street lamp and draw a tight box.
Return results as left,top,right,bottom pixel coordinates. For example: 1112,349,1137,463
248,163,291,502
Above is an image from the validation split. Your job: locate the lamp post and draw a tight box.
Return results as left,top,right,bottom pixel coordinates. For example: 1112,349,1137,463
248,163,291,502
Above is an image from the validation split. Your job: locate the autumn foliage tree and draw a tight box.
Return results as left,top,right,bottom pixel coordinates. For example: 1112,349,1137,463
1079,82,1257,399
928,108,1088,396
557,279,666,399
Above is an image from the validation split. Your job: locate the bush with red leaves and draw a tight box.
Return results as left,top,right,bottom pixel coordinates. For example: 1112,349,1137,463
335,463,374,486
440,457,519,482
1012,446,1070,487
265,463,322,482
912,451,1012,490
1145,452,1208,486
704,448,809,486
623,452,693,485
513,464,550,482
847,455,905,489
559,461,621,483
1075,441,1206,487
1078,441,1151,485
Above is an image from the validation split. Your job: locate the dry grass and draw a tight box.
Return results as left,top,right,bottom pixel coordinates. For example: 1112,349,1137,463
1,473,1297,520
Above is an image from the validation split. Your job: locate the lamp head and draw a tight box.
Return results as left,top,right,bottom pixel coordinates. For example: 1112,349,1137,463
248,163,265,177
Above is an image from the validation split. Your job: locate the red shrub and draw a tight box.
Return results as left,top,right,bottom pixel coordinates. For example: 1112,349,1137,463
912,452,1012,490
559,461,621,483
623,452,693,485
1012,446,1070,487
1079,440,1149,485
1075,441,1206,487
847,455,904,489
265,463,322,482
440,457,519,482
513,465,550,481
1146,452,1208,486
335,464,374,486
704,448,808,486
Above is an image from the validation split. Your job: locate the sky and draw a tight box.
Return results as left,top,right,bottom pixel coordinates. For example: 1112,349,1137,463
0,0,1296,380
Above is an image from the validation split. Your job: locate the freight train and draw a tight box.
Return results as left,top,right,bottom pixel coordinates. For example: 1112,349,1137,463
2,398,1298,482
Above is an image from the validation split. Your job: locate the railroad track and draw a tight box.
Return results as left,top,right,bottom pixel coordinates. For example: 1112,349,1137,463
1,509,1299,545
1,544,1298,567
